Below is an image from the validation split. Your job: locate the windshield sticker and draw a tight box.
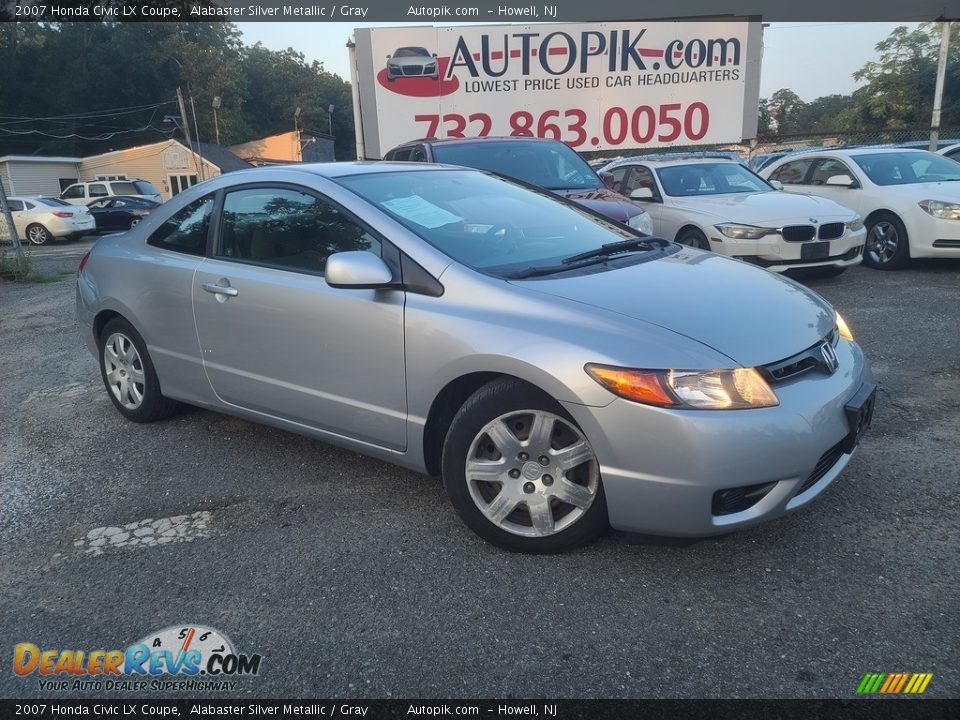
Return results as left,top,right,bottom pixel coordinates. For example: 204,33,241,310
382,195,463,228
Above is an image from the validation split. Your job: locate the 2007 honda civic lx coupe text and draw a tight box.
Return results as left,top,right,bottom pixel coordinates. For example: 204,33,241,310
77,163,876,552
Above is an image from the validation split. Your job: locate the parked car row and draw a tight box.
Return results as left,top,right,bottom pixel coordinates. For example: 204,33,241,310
3,194,160,244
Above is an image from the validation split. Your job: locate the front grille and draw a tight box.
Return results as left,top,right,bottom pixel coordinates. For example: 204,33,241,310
762,330,838,383
402,66,424,76
819,222,845,240
796,440,845,496
781,225,816,242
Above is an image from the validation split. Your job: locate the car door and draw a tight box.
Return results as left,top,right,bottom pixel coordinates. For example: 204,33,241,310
88,198,111,229
803,157,868,215
767,157,816,197
192,184,407,451
621,164,668,235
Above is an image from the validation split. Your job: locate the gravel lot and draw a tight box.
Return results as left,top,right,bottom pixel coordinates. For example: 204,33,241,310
1,240,958,699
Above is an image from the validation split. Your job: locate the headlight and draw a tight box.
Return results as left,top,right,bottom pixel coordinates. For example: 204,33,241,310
585,364,779,410
918,199,960,220
714,223,773,239
835,312,854,341
845,215,864,232
627,212,653,235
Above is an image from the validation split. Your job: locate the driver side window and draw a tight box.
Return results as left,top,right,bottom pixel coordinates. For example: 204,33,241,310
148,195,214,255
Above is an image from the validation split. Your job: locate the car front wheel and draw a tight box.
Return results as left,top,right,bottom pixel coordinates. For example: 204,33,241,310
864,213,909,270
442,378,608,553
677,227,710,250
98,317,179,423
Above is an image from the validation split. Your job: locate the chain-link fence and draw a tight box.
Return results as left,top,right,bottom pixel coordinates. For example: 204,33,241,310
584,127,960,169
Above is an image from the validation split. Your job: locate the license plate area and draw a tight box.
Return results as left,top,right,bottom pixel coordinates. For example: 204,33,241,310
843,382,877,452
801,241,830,260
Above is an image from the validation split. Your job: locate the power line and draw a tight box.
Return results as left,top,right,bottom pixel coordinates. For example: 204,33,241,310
0,101,176,128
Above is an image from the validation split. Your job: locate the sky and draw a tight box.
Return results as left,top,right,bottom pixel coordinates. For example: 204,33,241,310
236,21,911,101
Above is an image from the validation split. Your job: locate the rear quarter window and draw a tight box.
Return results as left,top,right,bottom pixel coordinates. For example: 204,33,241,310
147,195,213,256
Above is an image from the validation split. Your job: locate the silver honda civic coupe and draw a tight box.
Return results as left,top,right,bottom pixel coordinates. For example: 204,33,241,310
77,163,876,553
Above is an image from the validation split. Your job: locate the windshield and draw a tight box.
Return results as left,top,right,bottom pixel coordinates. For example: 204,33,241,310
431,140,603,191
393,47,430,58
336,169,643,276
133,181,159,195
656,163,770,196
851,151,960,186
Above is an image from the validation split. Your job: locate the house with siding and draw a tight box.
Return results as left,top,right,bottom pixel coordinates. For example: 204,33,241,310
230,129,335,165
0,156,83,197
1,140,251,202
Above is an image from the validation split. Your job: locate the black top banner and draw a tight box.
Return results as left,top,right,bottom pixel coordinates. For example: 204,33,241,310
3,699,960,720
0,0,958,23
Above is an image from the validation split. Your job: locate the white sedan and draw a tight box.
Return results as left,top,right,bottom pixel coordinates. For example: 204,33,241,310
3,196,95,245
601,158,865,275
761,148,960,269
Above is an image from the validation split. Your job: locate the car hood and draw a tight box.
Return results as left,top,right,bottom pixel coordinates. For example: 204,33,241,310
869,180,960,200
511,247,835,367
667,191,855,224
551,187,647,222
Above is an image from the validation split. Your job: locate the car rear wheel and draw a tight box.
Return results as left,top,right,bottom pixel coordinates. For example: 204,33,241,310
677,227,710,250
442,378,608,553
864,213,909,270
98,317,179,423
26,224,51,245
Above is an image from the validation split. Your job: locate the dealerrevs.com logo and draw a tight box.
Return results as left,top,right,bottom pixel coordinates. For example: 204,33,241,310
13,625,263,692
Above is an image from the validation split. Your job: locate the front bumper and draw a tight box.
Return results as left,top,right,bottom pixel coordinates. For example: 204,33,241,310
565,338,873,536
708,226,866,272
907,212,960,258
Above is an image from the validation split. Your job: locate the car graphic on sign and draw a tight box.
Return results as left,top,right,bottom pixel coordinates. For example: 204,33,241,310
385,46,439,81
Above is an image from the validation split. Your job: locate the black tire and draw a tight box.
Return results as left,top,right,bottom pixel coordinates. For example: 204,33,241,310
26,223,51,245
441,378,609,553
97,317,180,423
864,212,910,270
676,227,710,250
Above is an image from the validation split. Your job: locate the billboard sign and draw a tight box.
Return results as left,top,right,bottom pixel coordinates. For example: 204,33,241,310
351,21,763,159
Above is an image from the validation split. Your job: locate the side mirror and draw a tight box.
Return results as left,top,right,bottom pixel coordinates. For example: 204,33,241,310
825,174,855,188
432,53,438,57
326,251,395,289
768,179,784,191
629,187,655,201
599,171,616,189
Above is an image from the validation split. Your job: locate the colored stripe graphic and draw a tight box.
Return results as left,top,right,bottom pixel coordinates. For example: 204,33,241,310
856,672,932,694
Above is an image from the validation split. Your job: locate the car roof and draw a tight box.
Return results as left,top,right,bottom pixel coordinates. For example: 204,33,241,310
395,136,567,149
231,161,475,180
780,146,932,158
603,157,744,170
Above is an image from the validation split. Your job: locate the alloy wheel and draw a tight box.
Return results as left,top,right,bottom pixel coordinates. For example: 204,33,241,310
465,410,599,538
867,221,899,265
102,332,146,409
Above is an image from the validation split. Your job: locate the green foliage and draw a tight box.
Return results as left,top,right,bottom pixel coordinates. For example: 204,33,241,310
0,21,355,159
759,23,957,138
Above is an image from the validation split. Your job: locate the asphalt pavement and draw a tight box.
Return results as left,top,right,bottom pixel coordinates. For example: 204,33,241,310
1,241,957,699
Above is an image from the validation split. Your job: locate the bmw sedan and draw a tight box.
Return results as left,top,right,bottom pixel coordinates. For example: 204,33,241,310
601,158,865,275
77,163,876,552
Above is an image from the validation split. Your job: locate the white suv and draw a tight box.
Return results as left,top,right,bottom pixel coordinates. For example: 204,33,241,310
60,179,161,206
602,157,865,275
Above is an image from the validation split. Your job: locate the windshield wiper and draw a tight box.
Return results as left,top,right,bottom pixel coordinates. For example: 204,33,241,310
508,237,670,279
560,237,667,265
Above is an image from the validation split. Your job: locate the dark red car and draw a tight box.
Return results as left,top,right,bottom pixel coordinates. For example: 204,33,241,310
382,137,652,233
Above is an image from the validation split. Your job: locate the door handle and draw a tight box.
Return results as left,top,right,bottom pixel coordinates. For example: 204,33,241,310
201,282,238,297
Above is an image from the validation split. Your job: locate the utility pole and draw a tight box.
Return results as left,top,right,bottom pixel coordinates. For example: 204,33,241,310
212,96,222,146
176,87,203,183
930,22,951,152
0,180,27,274
189,95,206,181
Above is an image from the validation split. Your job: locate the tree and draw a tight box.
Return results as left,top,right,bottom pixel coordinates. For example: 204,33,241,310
839,23,959,131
